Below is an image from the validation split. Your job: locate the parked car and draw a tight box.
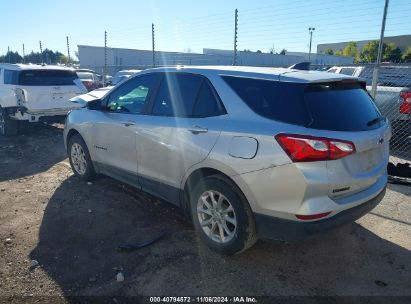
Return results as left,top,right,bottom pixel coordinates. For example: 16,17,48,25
112,70,141,86
76,71,99,92
0,64,86,136
64,66,390,255
328,66,411,139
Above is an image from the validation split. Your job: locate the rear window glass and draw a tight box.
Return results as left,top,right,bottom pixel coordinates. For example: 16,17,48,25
305,82,382,131
222,76,382,131
77,72,94,80
18,70,78,86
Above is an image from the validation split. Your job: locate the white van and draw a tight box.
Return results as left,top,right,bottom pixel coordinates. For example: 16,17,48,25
0,64,87,136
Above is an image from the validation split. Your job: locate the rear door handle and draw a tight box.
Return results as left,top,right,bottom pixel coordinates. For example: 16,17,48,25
122,121,136,127
188,125,208,134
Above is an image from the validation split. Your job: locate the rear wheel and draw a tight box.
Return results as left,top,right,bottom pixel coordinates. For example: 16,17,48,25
189,175,257,255
0,107,19,137
68,134,95,181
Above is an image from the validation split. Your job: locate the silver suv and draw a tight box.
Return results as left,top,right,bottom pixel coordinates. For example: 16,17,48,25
64,66,390,255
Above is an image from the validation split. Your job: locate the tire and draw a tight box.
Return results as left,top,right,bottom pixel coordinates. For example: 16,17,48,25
0,107,19,137
189,175,257,255
68,134,95,181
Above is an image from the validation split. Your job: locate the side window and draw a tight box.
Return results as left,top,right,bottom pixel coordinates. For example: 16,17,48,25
106,74,158,114
327,68,337,73
4,70,18,85
152,74,203,117
193,82,225,117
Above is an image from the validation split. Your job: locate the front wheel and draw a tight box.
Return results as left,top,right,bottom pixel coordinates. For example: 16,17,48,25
68,134,95,181
0,107,19,137
189,175,257,255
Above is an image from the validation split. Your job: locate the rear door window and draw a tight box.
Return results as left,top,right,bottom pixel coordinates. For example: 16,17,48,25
193,81,225,117
152,73,203,117
222,76,382,131
18,70,78,86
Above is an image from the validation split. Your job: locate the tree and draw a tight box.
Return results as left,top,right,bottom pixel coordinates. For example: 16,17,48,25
256,50,262,53
334,49,343,56
342,41,358,58
359,41,403,63
279,49,287,55
59,54,70,64
403,46,411,62
359,41,379,63
383,43,402,62
0,51,22,63
323,48,334,55
269,45,275,54
0,49,71,64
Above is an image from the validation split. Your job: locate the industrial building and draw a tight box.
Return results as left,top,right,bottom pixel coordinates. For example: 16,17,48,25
317,34,411,54
78,45,353,75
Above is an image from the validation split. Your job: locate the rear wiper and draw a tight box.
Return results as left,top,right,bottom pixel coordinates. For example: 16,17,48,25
367,116,386,127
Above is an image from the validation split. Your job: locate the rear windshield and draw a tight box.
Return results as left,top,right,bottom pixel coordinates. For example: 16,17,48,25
222,76,383,131
77,72,94,80
18,70,78,86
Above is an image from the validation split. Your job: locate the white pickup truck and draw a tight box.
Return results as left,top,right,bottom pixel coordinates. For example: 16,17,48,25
0,64,87,136
328,66,411,139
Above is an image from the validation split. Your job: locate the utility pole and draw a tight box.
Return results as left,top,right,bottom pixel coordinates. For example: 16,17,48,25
39,41,43,64
152,23,156,67
8,46,10,63
104,31,107,86
308,27,315,61
371,0,389,99
22,44,25,63
233,9,238,66
66,36,71,65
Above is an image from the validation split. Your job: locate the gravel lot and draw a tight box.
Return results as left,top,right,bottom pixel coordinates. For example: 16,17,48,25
0,124,410,302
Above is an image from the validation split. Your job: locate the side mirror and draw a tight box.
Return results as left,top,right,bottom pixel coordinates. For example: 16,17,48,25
86,99,103,110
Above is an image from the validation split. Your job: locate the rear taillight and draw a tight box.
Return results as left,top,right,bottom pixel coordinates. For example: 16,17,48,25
399,91,411,114
82,80,95,92
275,134,356,162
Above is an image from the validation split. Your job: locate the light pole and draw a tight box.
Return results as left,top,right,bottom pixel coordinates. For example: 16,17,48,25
308,27,315,61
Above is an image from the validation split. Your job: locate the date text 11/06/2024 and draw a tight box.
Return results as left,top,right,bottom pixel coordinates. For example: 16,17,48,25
149,297,258,303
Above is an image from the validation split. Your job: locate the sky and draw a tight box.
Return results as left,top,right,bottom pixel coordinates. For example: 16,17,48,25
1,0,410,57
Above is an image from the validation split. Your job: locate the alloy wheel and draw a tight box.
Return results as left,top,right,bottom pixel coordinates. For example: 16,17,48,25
71,143,87,175
197,190,237,243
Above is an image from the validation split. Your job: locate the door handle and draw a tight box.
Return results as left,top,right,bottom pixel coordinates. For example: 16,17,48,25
188,125,208,134
122,121,136,127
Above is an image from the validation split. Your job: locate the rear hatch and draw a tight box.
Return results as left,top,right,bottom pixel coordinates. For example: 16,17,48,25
222,76,390,199
16,69,86,112
303,81,390,198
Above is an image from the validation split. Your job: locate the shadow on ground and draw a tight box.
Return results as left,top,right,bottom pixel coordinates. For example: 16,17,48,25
30,175,411,299
0,123,66,182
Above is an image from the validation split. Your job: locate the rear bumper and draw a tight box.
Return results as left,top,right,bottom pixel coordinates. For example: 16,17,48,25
254,187,386,242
